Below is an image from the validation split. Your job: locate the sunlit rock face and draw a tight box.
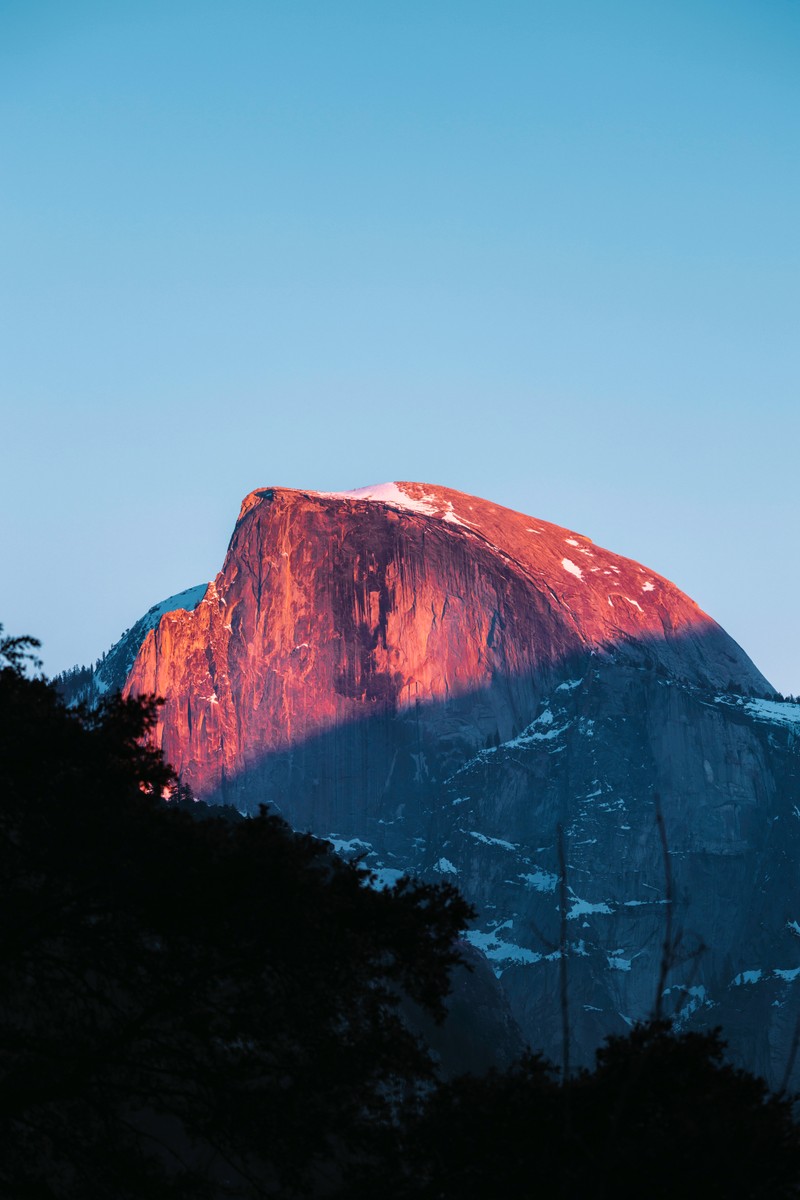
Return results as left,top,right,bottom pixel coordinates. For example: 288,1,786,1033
124,483,800,1085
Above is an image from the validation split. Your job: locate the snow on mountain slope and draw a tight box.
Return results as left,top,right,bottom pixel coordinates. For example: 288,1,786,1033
56,585,208,706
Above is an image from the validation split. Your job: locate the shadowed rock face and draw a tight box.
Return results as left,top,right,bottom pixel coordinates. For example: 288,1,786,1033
123,483,800,1084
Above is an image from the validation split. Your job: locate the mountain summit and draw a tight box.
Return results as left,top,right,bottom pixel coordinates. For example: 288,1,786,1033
120,483,798,1083
126,481,769,796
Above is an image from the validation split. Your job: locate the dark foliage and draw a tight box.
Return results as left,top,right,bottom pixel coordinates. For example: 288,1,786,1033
383,1021,800,1199
0,634,472,1197
52,661,95,706
3,626,800,1199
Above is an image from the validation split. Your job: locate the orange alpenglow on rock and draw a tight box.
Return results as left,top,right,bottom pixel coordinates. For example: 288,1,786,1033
124,481,767,805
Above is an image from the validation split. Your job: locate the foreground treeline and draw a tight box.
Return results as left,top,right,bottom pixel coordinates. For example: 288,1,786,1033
2,628,799,1199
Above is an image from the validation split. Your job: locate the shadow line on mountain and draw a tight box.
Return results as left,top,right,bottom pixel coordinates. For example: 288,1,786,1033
183,618,775,836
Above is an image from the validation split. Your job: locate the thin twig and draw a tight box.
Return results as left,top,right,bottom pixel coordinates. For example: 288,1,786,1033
667,937,708,1024
652,793,674,1021
779,1010,800,1096
557,822,570,1084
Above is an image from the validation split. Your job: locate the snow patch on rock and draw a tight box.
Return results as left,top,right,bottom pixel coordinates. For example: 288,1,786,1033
519,869,558,893
435,857,458,875
557,678,583,692
745,698,800,730
326,835,373,857
731,969,762,986
714,695,800,731
322,482,437,514
568,896,613,920
561,558,584,580
319,482,476,529
607,952,632,971
467,831,519,852
465,921,542,966
774,967,800,983
369,867,405,889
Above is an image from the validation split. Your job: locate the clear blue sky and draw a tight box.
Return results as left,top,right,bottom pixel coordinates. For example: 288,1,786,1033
2,0,798,692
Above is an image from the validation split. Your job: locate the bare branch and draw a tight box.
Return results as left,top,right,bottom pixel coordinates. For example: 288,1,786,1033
557,822,570,1084
652,793,674,1021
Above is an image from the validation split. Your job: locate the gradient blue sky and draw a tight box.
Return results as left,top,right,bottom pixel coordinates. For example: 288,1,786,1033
2,1,798,692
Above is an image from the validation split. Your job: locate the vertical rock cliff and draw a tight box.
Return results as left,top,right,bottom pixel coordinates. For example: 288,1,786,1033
123,482,800,1083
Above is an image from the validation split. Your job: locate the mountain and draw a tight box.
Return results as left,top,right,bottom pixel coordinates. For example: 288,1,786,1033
119,482,800,1084
56,585,206,707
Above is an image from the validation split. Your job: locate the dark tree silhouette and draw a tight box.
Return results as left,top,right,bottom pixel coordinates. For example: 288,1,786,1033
0,633,472,1197
381,1021,800,1199
4,628,800,1199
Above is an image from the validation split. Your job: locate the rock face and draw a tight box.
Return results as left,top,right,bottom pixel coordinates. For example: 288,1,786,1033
123,482,800,1084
